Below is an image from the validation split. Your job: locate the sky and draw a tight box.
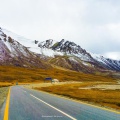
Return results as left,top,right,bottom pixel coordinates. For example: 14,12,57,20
0,0,120,60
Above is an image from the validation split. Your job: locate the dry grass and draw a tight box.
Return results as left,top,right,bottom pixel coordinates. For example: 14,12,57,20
0,66,116,84
0,82,12,87
36,82,120,110
0,65,119,110
0,87,9,108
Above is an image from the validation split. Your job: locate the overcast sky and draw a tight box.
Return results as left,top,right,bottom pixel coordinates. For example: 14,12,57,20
0,0,120,60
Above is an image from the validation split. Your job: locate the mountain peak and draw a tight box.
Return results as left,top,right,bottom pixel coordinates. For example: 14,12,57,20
38,39,55,48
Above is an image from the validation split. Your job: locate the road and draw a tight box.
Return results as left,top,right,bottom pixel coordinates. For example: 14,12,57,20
3,86,120,120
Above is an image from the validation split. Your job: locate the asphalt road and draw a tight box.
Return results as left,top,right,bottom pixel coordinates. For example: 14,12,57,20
6,86,120,120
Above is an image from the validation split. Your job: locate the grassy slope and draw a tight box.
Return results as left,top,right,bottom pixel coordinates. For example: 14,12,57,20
0,65,116,83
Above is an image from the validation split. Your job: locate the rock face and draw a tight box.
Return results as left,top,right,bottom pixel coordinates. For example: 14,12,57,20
0,27,120,72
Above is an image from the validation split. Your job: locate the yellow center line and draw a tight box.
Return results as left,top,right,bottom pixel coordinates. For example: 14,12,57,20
3,87,11,120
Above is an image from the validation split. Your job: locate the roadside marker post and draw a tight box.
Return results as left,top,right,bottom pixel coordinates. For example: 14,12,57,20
44,77,52,83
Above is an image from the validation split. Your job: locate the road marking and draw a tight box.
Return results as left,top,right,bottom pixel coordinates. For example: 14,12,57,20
30,94,77,120
4,87,11,120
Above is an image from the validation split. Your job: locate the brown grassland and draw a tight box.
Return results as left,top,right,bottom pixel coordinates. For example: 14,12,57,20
0,65,119,111
0,65,117,84
36,82,120,110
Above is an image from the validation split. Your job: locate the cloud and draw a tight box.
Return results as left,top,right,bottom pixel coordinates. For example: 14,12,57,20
104,52,120,60
0,0,120,60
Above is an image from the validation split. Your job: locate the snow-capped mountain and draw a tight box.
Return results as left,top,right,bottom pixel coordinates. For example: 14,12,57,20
38,39,94,62
0,27,50,68
36,39,120,72
92,53,120,71
0,27,120,72
0,28,95,62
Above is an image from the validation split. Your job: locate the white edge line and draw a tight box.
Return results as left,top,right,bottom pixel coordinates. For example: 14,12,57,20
30,94,77,120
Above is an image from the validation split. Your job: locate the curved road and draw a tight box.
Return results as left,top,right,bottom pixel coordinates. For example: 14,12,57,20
3,86,120,120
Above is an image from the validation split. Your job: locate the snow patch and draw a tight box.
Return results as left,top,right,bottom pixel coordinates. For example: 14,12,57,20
2,28,33,47
40,48,63,57
82,62,89,66
69,57,78,63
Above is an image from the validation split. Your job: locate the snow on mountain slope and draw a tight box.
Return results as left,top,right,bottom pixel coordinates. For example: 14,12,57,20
2,28,33,47
91,53,120,71
1,27,120,71
0,27,50,68
1,28,95,60
91,53,106,63
2,28,63,57
0,28,31,57
34,39,64,57
37,39,94,61
0,40,11,62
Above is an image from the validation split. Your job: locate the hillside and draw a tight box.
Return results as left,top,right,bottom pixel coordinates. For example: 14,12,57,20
0,66,116,83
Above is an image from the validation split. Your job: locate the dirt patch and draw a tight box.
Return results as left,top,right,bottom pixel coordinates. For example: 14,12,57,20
79,84,120,90
24,81,82,89
92,85,120,90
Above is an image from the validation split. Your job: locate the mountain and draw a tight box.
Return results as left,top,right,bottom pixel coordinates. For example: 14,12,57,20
92,54,120,71
36,39,120,72
0,27,120,73
0,27,50,68
38,39,94,61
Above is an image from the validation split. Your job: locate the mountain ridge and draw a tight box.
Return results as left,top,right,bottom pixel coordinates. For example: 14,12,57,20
0,27,120,73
